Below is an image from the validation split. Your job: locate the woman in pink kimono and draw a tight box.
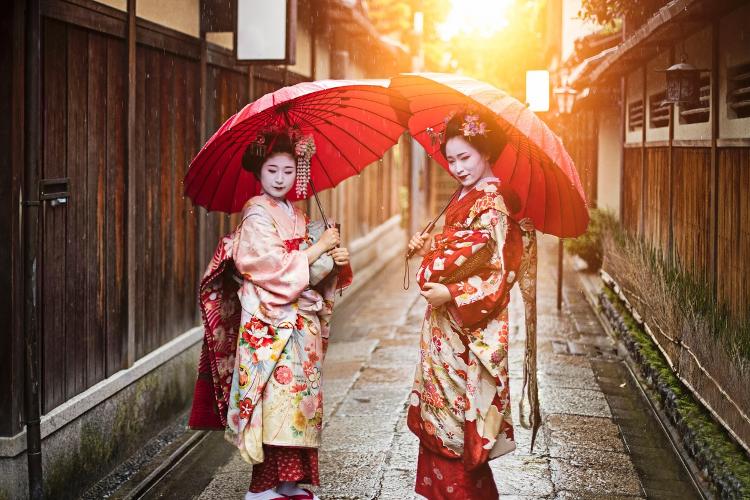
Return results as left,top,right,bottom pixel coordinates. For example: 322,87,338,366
406,110,539,500
189,131,352,500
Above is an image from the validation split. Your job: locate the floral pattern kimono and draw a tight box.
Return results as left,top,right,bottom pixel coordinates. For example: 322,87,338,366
408,179,538,500
188,193,352,490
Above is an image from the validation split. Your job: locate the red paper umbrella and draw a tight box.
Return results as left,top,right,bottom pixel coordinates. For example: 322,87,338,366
185,79,411,213
390,73,589,238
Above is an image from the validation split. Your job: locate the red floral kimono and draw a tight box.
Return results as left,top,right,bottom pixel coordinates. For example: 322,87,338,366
408,179,539,500
188,194,352,492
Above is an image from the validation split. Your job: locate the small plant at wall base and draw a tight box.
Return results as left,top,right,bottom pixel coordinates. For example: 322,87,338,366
601,219,750,368
564,208,616,272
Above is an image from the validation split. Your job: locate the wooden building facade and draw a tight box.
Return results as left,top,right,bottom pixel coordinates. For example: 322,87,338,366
556,0,750,455
0,0,411,496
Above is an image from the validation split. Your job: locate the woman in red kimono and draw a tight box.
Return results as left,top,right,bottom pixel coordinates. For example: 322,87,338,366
188,130,353,500
407,110,539,500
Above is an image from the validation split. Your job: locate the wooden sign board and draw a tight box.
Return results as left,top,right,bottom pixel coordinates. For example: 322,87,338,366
235,0,297,65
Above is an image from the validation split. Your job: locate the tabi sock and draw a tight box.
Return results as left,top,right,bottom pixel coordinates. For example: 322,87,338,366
276,482,317,498
244,489,283,500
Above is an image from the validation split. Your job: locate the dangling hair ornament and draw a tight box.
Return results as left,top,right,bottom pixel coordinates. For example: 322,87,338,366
248,134,267,157
426,127,445,148
294,134,315,197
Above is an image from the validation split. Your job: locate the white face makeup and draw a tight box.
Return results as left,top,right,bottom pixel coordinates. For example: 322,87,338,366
259,152,296,199
445,136,494,189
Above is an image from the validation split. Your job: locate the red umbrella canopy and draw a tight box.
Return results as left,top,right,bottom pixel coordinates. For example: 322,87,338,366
390,73,589,238
185,79,411,213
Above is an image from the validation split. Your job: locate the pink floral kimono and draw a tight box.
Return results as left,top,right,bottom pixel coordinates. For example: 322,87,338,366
188,193,352,492
408,179,539,500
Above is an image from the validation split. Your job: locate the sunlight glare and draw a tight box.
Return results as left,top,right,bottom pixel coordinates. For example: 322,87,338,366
438,0,513,41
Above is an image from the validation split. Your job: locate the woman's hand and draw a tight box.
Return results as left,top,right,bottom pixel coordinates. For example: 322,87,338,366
318,227,341,252
408,232,432,257
420,282,452,307
328,247,350,266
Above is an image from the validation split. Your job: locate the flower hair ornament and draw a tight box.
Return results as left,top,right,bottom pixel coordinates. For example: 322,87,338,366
425,108,490,147
293,133,315,197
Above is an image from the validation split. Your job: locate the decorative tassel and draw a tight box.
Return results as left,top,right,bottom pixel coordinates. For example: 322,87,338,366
294,134,315,198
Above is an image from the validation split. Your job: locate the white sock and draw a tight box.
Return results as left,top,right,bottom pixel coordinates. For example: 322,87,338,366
276,482,308,496
244,489,281,500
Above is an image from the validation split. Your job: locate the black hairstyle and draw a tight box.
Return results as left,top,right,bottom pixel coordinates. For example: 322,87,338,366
241,132,296,179
439,109,507,165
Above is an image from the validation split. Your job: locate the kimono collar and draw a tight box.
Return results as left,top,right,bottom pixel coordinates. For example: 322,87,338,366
245,194,306,240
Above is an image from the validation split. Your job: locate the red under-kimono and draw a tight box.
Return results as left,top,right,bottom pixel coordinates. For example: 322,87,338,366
188,194,352,492
408,179,539,500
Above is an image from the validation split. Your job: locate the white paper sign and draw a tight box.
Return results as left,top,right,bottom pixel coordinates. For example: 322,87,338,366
236,0,289,62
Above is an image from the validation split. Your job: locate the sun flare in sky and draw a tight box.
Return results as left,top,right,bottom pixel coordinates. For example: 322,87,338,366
437,0,513,41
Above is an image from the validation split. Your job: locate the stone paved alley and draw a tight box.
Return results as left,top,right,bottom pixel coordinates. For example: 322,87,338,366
109,236,702,500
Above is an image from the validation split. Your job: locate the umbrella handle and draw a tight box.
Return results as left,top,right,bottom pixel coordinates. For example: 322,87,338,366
403,187,461,290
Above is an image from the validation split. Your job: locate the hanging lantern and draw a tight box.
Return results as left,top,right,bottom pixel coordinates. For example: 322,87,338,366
553,85,578,115
657,57,709,104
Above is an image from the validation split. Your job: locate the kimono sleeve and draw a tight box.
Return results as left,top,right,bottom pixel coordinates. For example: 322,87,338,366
445,208,520,328
233,208,310,312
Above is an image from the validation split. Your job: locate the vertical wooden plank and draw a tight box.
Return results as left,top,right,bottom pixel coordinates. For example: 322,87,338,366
66,25,88,397
105,37,127,376
159,55,174,346
172,56,187,333
143,48,161,357
126,0,137,367
135,45,146,358
197,38,207,319
184,59,198,325
87,31,107,386
41,18,68,412
0,0,22,435
709,20,720,298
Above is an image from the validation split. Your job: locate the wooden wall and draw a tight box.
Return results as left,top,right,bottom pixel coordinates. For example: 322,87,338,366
642,148,670,255
717,148,750,318
620,145,748,317
40,18,129,410
37,17,203,411
564,109,599,206
672,148,711,278
2,0,411,431
621,148,642,234
133,43,201,360
0,0,25,437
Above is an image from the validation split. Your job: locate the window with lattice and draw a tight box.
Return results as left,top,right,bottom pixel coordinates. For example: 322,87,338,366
628,99,644,131
679,74,710,124
649,91,670,128
727,62,750,119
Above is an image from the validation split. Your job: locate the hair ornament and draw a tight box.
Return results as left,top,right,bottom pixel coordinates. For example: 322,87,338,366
460,113,489,137
293,134,315,197
248,134,267,157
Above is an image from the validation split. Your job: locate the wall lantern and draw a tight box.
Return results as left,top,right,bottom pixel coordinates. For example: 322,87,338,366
657,57,708,104
553,85,578,115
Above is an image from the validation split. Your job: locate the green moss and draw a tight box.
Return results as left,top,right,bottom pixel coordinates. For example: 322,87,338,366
601,285,750,498
43,353,197,498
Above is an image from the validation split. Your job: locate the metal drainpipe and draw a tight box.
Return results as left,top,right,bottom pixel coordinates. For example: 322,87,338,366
23,0,44,497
